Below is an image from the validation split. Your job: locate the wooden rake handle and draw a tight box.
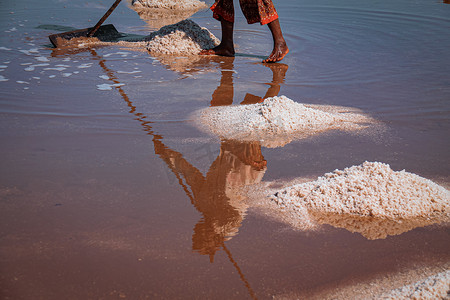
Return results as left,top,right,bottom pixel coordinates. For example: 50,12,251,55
87,0,122,37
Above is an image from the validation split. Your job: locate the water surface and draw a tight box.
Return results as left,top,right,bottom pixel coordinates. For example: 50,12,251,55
0,0,449,299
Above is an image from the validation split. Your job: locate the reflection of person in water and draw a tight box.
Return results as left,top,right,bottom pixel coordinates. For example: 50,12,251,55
153,59,288,262
91,49,287,262
154,139,266,262
86,49,273,297
211,57,288,106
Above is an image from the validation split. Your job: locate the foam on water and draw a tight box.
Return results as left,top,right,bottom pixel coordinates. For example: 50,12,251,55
96,83,126,90
18,48,39,55
35,56,49,62
77,63,93,69
103,52,131,58
24,64,50,71
44,67,67,71
117,70,142,74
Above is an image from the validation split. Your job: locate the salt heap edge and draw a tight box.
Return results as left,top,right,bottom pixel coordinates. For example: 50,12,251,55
195,95,377,147
146,19,219,55
272,161,450,219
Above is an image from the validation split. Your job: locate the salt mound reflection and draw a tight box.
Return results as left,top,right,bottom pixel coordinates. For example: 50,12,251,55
309,211,448,240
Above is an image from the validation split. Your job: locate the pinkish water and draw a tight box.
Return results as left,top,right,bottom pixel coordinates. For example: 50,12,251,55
0,0,449,299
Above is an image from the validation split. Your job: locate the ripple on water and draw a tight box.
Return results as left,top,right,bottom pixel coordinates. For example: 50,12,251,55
279,5,450,86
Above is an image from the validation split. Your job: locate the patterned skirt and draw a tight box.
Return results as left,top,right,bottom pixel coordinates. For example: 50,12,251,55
210,0,279,25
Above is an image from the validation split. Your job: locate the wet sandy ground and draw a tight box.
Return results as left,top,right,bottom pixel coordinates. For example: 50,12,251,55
1,0,449,299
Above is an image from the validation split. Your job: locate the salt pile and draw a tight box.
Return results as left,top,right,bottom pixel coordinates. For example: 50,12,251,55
131,0,208,29
51,19,219,56
146,19,219,55
272,161,449,219
379,270,450,299
195,96,376,147
132,0,207,10
132,9,201,30
295,266,450,299
269,161,449,238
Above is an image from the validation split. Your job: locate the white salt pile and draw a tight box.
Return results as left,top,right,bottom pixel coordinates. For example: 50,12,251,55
267,161,450,239
288,266,450,299
195,96,377,148
146,19,219,55
50,20,218,56
131,0,208,10
379,270,450,299
272,161,449,219
131,0,208,29
133,9,200,30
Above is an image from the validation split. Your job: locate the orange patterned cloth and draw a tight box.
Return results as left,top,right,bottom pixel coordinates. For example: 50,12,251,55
211,0,279,25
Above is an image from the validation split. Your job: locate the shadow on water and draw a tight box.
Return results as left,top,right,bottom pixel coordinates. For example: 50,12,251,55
53,47,287,299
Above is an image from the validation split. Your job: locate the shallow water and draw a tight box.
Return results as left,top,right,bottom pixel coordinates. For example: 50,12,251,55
0,0,449,299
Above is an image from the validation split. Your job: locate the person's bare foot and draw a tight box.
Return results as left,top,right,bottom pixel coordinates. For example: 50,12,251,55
263,42,289,63
200,43,235,57
200,18,235,57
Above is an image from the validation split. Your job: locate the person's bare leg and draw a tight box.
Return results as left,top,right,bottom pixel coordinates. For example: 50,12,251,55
200,18,235,57
211,58,235,106
263,19,289,63
262,62,288,98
